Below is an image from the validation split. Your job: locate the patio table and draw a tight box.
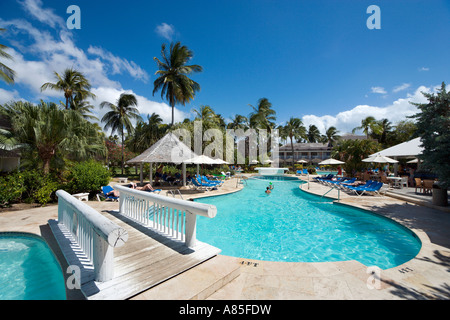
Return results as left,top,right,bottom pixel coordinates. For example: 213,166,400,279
387,176,402,188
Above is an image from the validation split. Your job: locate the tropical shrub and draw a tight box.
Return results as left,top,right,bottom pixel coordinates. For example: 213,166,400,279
67,160,111,196
0,169,59,207
0,172,25,207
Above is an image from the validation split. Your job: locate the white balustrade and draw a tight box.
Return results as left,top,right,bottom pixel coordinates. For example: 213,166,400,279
113,185,217,248
56,190,128,282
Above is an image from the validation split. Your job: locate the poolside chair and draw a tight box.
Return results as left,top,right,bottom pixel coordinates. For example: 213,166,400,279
296,170,302,176
97,185,119,201
191,177,216,191
422,180,434,194
221,171,231,179
347,181,383,197
414,178,423,193
201,175,223,186
302,169,308,175
342,180,375,195
400,176,408,189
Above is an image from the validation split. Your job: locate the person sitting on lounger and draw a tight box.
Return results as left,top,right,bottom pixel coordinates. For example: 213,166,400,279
107,189,120,197
130,182,155,191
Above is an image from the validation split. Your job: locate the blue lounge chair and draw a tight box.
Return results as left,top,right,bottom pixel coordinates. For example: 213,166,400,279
99,185,119,201
302,169,308,175
344,181,382,196
201,175,223,186
191,177,217,191
296,170,302,176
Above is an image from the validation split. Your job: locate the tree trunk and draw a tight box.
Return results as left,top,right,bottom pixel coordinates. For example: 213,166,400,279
290,136,295,172
121,125,124,175
39,147,55,175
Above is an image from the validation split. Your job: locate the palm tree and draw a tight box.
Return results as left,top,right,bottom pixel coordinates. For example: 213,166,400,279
352,116,381,138
153,42,203,126
68,96,98,121
324,126,340,147
192,105,221,130
1,101,105,174
0,28,16,84
128,112,166,153
374,118,392,145
41,68,95,110
227,114,249,131
307,124,321,143
283,117,307,171
248,98,276,131
100,93,142,175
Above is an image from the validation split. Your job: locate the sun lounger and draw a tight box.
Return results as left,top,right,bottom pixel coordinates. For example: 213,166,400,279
97,185,119,201
344,181,383,196
201,175,223,186
191,177,217,191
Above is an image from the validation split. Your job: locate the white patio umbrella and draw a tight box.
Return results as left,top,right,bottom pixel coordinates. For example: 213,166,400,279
407,158,422,164
212,158,229,165
297,160,308,163
362,154,398,164
318,158,345,165
183,155,222,176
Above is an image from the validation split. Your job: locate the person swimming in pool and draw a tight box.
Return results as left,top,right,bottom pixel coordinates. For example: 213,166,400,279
265,187,271,194
268,182,274,190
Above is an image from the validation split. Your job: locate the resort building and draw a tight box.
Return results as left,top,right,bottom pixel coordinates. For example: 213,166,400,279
279,134,366,164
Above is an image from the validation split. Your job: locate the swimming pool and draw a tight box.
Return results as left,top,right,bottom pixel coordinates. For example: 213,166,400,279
195,176,421,269
0,233,66,300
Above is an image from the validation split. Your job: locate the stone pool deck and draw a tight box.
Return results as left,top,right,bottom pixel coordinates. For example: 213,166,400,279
1,175,449,300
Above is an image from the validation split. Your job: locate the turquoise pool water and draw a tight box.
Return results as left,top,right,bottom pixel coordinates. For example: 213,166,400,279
0,233,66,300
195,176,421,269
315,171,338,176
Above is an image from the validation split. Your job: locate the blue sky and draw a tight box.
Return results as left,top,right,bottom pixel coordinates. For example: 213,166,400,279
0,0,449,135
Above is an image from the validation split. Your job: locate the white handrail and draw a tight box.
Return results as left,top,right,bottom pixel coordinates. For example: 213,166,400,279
113,185,217,248
56,190,128,282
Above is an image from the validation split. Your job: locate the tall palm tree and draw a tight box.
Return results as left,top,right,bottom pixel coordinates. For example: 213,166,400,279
41,68,95,110
374,118,392,145
283,117,307,171
248,98,276,131
352,116,381,138
324,126,340,147
307,124,321,143
153,42,203,126
227,114,249,131
192,105,220,130
100,93,142,175
0,28,16,84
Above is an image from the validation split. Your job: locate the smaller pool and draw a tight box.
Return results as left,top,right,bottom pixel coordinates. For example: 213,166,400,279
316,171,338,176
0,232,66,300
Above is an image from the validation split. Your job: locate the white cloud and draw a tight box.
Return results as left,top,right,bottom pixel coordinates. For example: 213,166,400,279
0,88,21,104
18,0,66,29
301,85,432,135
419,67,429,71
155,23,175,41
371,86,387,94
393,83,411,93
88,46,149,83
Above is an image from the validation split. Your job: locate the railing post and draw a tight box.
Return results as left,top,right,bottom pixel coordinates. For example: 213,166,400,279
184,211,197,248
93,232,114,282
